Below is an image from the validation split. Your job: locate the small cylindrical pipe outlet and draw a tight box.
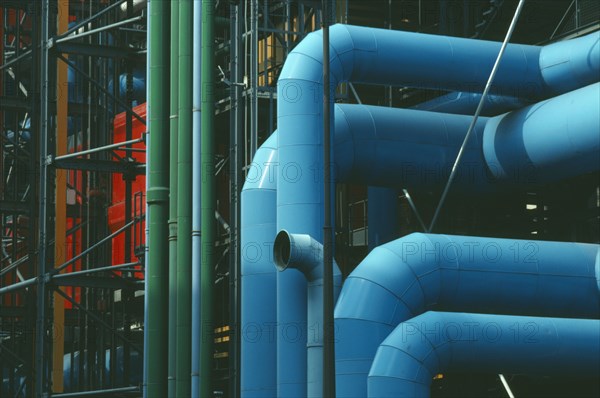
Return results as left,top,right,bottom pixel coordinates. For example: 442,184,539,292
273,230,323,281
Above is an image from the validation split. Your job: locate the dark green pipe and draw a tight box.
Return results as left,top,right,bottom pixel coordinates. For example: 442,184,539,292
168,0,179,396
145,0,170,397
201,0,216,396
176,0,193,396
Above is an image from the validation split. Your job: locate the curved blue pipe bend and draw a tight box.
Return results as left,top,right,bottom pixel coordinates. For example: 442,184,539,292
334,233,600,397
368,312,600,398
241,132,279,397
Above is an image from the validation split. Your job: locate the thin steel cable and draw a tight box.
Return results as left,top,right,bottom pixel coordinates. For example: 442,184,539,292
428,0,526,232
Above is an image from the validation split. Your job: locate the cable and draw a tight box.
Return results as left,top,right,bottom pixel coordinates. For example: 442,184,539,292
428,0,526,232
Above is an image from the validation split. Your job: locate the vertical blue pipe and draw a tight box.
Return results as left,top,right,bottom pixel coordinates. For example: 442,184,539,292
272,231,343,398
241,133,279,397
191,1,202,396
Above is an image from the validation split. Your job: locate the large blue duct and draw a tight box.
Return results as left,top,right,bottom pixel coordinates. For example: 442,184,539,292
540,31,600,94
368,312,600,397
413,92,530,116
269,24,598,396
335,83,600,191
334,233,600,397
241,132,279,397
334,104,489,191
483,82,600,185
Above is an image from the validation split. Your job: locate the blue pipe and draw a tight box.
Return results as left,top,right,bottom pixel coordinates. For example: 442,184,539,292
334,104,490,191
191,1,202,395
483,82,600,186
336,96,600,190
540,31,600,95
368,312,600,397
334,233,599,397
411,30,599,116
240,132,279,397
412,92,530,116
272,231,342,398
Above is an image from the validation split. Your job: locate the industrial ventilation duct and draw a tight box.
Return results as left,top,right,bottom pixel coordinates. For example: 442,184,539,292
241,23,600,397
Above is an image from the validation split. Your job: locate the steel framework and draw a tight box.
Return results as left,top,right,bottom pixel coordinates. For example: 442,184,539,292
1,1,598,397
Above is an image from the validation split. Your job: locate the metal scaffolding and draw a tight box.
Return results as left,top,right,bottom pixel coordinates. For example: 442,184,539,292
1,1,146,396
1,1,598,397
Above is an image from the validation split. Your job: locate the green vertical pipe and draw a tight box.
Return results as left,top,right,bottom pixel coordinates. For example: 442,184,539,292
201,0,216,397
146,0,170,397
168,0,179,396
176,0,193,396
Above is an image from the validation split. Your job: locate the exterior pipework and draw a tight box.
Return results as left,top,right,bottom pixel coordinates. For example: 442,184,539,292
334,104,489,191
200,0,216,395
276,25,599,395
272,231,342,398
483,82,600,186
145,0,170,396
242,100,598,395
539,31,600,94
143,10,152,396
368,312,600,397
413,92,530,116
241,133,279,397
167,0,179,395
176,0,193,395
334,233,600,397
191,1,202,395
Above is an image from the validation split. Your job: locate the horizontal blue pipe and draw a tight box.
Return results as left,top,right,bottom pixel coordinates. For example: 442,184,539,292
334,233,599,397
368,312,600,398
483,82,600,185
412,92,530,116
540,31,600,95
334,104,489,191
240,132,279,397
